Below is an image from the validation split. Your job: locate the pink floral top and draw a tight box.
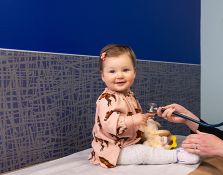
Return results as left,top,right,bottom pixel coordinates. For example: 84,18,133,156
89,88,144,168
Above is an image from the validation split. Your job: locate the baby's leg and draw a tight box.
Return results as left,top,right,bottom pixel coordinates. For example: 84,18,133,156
117,144,199,165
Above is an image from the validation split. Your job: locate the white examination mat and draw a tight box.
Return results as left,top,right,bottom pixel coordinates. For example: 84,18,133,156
5,136,200,175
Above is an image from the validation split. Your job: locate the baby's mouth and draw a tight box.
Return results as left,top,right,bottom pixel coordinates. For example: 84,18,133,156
116,81,126,85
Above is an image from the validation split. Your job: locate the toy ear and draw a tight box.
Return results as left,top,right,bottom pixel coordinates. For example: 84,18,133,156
156,130,170,136
147,119,161,129
154,121,161,128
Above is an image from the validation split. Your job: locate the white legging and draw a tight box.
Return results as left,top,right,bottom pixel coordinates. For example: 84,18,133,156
117,144,177,165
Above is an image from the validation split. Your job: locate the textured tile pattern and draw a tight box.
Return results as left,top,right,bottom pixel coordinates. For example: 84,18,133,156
134,61,200,134
0,49,200,173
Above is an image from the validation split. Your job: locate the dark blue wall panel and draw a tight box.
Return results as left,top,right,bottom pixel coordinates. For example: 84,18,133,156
0,0,200,64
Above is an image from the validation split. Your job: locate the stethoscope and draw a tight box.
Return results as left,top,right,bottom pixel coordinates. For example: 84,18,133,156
148,103,223,128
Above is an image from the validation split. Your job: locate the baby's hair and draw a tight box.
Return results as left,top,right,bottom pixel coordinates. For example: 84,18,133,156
99,44,137,71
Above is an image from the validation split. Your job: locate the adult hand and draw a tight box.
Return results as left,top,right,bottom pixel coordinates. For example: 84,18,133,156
157,103,189,124
181,130,223,157
157,103,200,132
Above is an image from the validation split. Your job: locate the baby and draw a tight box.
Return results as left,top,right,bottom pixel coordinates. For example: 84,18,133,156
89,44,200,168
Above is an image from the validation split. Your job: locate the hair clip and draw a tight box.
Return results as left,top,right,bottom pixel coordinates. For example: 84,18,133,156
101,52,106,61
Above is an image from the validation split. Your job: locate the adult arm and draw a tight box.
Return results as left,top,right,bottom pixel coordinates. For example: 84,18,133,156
192,119,223,139
157,103,223,139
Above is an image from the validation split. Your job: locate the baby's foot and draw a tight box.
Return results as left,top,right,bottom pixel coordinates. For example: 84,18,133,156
176,148,200,164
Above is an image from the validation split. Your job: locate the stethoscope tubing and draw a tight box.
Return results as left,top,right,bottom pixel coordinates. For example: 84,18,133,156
163,109,223,128
148,103,223,128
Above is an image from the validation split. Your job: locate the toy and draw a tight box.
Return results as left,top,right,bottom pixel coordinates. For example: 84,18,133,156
142,119,177,150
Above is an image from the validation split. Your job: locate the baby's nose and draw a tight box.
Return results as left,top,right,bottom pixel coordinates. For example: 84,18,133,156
116,71,124,78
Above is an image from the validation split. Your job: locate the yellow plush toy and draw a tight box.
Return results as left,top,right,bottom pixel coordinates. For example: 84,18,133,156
142,119,177,150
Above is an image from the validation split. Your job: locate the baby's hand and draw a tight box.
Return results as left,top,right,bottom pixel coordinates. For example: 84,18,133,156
134,113,154,132
145,112,155,119
134,114,148,127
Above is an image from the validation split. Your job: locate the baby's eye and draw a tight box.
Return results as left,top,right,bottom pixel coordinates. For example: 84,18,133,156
109,70,115,73
123,68,130,72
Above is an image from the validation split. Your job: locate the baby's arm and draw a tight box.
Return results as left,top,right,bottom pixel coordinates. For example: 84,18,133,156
97,95,151,137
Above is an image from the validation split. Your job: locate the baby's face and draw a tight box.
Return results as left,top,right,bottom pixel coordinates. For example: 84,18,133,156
101,53,136,95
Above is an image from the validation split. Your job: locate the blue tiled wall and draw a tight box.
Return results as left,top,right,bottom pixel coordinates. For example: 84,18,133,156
0,49,200,173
